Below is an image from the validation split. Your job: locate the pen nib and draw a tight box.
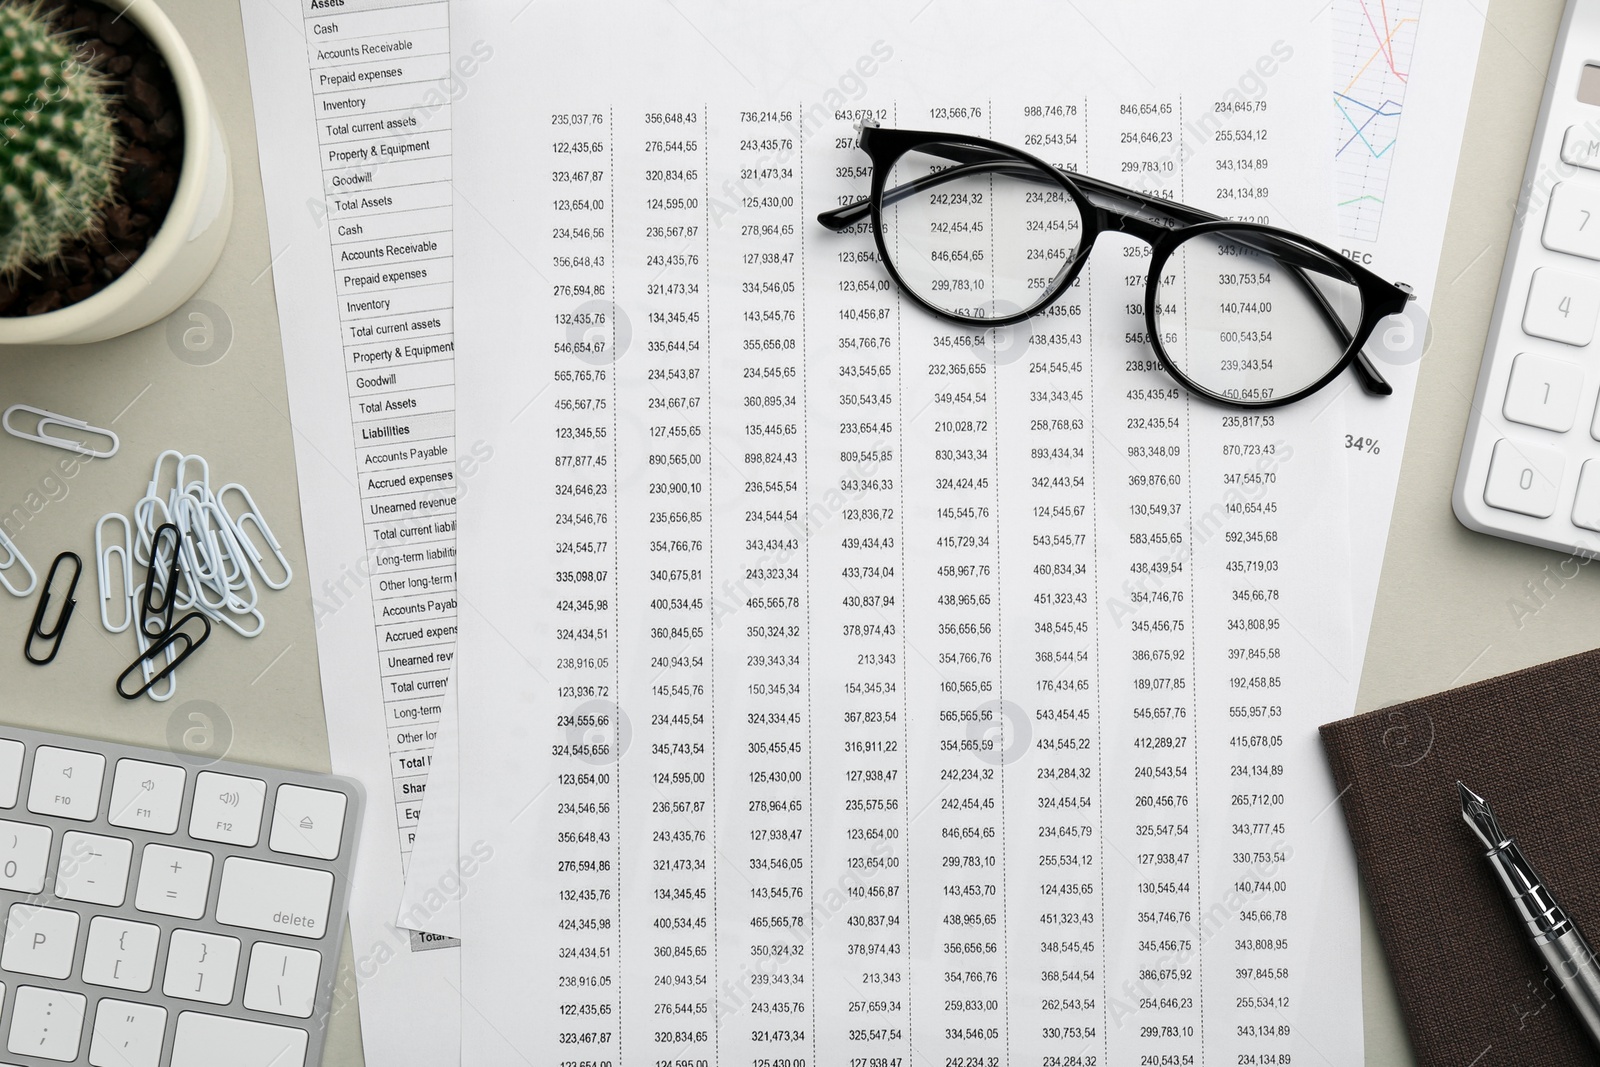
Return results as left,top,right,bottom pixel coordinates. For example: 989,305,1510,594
1459,781,1510,849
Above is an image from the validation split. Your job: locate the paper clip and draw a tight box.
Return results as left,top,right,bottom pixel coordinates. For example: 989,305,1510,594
132,495,175,567
95,514,134,632
0,527,36,598
217,484,293,590
140,523,181,638
2,404,119,459
146,450,184,508
176,454,210,501
212,603,265,639
25,552,81,666
117,610,209,701
127,584,177,701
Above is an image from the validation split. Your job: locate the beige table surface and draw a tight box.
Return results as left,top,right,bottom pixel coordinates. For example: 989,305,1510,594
0,0,1579,1064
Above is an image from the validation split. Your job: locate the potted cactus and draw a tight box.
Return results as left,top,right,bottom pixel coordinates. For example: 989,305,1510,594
0,0,230,345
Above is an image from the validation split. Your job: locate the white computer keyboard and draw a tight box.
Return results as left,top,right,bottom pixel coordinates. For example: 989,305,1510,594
1455,0,1600,554
0,724,361,1067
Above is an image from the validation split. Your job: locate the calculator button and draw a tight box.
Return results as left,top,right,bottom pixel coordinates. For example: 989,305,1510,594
270,784,348,860
8,985,84,1061
108,759,186,834
0,819,53,892
2,903,80,979
0,741,22,807
163,930,240,1005
1543,182,1600,260
1563,126,1600,170
134,844,213,920
243,942,322,1017
170,1011,308,1067
55,831,133,907
27,746,105,821
88,999,166,1067
189,771,266,847
1503,352,1584,431
215,857,334,940
1484,438,1565,517
1523,267,1600,345
82,916,161,992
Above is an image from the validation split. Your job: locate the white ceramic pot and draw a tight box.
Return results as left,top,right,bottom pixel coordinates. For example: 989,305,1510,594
0,0,232,345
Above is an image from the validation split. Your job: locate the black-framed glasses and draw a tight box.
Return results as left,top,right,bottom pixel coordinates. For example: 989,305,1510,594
818,121,1414,409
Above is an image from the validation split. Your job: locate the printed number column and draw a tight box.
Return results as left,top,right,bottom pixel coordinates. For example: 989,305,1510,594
902,104,1008,1066
810,109,913,1067
1195,89,1293,1067
301,0,458,865
710,106,813,1064
1000,100,1104,1067
544,107,619,1058
1096,97,1204,1064
617,106,717,1066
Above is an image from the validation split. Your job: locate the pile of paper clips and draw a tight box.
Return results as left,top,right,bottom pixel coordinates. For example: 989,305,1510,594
95,451,294,701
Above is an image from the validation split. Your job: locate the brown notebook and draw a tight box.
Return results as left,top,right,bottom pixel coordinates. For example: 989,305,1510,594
1319,648,1600,1066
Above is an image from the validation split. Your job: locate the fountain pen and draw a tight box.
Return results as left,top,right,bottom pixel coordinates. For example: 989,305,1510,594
1458,781,1600,1049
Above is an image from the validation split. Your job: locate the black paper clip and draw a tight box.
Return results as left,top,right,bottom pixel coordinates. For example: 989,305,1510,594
24,551,81,666
116,610,211,700
140,522,181,638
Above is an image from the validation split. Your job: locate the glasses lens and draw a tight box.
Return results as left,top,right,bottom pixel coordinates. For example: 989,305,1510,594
1153,228,1363,404
881,144,1083,320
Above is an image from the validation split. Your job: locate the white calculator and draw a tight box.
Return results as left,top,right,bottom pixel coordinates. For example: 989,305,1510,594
1455,0,1600,554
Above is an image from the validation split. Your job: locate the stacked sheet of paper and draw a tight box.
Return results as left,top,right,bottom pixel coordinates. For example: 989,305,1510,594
239,1,1486,1063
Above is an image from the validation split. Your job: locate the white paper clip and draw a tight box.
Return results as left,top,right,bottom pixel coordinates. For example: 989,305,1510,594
147,450,183,506
0,527,36,597
2,404,119,459
217,484,293,590
95,513,133,632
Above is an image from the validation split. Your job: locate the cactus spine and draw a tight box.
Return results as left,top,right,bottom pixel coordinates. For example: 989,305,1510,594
0,1,116,277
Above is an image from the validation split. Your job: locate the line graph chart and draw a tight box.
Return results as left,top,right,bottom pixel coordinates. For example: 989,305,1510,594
1333,0,1423,241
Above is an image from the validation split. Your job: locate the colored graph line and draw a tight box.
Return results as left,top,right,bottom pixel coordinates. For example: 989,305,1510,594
1342,6,1416,93
1339,195,1387,207
1334,92,1403,159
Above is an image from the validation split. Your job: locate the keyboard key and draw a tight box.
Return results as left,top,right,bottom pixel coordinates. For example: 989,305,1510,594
1544,181,1600,260
2,903,79,979
170,1011,308,1067
189,771,266,847
215,856,334,940
1503,352,1585,432
0,740,22,807
83,916,161,992
0,819,52,893
55,831,133,907
27,746,105,821
134,844,213,920
244,941,322,1018
108,759,186,834
1484,438,1566,518
270,783,348,860
1574,460,1600,533
89,999,166,1067
7,986,84,1062
1562,126,1600,170
163,929,241,1005
1524,266,1600,345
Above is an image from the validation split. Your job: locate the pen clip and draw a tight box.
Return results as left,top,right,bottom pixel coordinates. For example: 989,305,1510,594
24,552,81,666
117,610,210,701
